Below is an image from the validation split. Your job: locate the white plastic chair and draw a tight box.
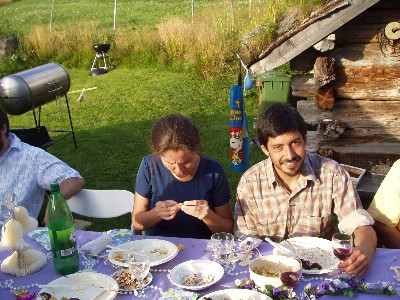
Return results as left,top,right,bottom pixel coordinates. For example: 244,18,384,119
67,189,134,231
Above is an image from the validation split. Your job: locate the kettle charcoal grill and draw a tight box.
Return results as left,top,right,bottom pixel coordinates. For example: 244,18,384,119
91,43,112,76
0,63,77,149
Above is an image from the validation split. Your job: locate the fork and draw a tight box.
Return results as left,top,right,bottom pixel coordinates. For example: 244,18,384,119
264,237,309,261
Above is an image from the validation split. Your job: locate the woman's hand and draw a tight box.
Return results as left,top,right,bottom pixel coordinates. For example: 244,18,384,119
155,200,180,220
180,200,210,220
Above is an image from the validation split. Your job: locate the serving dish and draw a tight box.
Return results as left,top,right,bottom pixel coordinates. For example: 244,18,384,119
37,272,118,300
201,288,272,300
111,269,152,294
108,239,179,267
169,259,224,291
248,255,282,288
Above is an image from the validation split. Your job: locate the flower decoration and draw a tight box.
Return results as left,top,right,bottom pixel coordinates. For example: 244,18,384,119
235,273,398,299
235,279,292,299
300,273,397,299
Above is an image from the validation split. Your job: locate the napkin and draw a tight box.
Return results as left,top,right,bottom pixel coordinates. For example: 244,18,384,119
81,232,112,255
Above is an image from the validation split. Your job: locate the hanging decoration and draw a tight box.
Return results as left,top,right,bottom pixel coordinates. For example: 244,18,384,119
230,55,250,172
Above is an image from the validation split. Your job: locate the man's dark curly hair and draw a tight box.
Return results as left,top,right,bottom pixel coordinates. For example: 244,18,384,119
256,104,307,147
0,108,9,137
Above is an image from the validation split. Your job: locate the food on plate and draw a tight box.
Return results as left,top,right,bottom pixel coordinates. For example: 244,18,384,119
281,240,334,271
253,266,279,277
182,272,214,286
112,269,151,290
112,252,126,263
300,259,322,270
38,292,80,300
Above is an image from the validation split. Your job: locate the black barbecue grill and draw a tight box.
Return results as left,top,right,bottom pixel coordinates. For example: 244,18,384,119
0,63,77,149
91,43,112,76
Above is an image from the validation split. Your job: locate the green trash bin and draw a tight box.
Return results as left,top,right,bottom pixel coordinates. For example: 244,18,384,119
256,73,291,117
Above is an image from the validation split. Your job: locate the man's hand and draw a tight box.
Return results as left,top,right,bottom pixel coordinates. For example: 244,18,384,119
339,226,376,276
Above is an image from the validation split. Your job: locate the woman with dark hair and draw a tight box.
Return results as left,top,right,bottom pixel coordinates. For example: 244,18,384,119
132,114,233,238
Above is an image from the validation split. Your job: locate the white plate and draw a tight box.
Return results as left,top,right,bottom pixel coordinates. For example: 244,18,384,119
108,239,179,267
169,259,224,291
37,272,118,300
201,288,272,300
111,270,152,294
273,237,339,274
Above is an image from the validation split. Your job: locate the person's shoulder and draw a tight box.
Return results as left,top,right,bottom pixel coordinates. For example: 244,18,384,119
200,156,225,172
391,159,400,171
307,152,341,173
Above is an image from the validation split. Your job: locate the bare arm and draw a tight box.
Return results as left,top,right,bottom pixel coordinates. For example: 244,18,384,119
131,192,180,231
44,177,85,225
60,177,85,199
340,225,376,276
373,220,400,249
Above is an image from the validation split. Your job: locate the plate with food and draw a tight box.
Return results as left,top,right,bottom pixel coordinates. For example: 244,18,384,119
108,239,179,267
169,260,224,291
273,237,339,274
37,272,118,300
201,288,272,300
111,269,152,294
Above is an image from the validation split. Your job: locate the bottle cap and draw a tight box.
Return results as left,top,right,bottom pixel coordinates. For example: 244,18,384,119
50,182,60,192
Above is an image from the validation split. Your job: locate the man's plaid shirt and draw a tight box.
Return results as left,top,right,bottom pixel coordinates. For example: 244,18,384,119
236,153,372,241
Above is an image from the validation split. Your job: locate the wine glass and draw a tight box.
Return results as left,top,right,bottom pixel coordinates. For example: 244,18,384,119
210,232,234,268
332,232,353,273
128,251,150,281
279,257,302,299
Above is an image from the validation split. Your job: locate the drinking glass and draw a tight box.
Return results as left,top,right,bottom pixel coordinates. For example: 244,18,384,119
210,232,234,268
332,232,353,273
128,251,150,281
279,257,302,299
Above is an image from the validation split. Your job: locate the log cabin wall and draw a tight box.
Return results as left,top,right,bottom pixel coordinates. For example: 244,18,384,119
291,0,400,172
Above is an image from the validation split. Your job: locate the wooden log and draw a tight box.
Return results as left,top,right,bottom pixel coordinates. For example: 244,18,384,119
315,87,335,109
335,66,400,100
297,99,400,141
291,65,400,100
314,57,336,87
291,74,317,97
305,130,399,172
333,43,400,67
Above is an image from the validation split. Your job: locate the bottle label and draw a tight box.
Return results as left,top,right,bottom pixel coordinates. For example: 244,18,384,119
49,226,78,258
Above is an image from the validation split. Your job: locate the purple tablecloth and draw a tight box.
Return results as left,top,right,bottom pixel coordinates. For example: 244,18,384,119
0,230,399,299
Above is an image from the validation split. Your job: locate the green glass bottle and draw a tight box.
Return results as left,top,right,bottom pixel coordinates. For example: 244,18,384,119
47,182,79,275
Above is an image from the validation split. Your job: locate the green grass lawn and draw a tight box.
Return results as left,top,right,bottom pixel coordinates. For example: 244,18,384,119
9,67,266,231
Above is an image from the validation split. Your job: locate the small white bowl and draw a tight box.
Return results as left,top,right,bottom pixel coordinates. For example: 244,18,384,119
249,255,283,288
168,259,224,291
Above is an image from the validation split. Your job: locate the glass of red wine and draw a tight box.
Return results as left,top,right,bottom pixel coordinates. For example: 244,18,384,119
332,232,353,273
279,257,302,299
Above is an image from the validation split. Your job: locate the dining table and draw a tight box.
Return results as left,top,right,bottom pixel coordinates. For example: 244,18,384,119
0,228,399,300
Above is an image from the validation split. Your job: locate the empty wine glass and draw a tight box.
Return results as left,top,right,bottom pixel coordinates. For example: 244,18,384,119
332,232,353,273
210,232,234,268
279,257,302,299
128,251,150,281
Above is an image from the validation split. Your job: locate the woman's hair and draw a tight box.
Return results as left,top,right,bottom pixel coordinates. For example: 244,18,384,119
151,114,202,157
256,104,307,147
0,108,9,137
